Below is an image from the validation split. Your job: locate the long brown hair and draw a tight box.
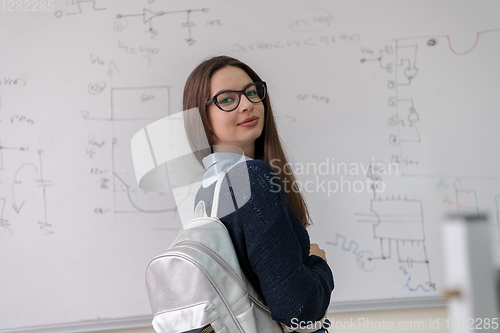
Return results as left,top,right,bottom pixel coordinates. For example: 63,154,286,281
183,55,311,227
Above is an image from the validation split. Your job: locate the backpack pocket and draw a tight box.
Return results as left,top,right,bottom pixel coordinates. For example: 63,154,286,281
152,302,225,333
234,301,258,333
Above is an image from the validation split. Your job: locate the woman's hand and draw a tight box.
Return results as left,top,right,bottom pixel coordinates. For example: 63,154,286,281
310,243,327,262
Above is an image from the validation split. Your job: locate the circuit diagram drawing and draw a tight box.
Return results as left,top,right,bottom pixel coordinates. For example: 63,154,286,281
115,2,209,43
360,29,500,169
0,142,53,235
436,177,480,217
436,177,500,238
361,29,499,163
0,78,53,236
356,194,435,291
356,29,500,291
361,41,422,167
54,0,106,17
355,161,435,292
81,72,180,227
109,87,176,215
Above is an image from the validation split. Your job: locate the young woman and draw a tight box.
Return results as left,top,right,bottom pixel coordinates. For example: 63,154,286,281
183,56,334,332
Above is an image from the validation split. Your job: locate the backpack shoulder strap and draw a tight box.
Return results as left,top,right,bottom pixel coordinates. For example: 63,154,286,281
210,167,232,218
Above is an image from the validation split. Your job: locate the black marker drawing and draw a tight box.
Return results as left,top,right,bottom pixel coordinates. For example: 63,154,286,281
0,198,11,234
360,29,500,169
287,8,334,32
1,151,53,235
81,67,179,228
355,160,436,291
115,5,209,43
54,0,106,17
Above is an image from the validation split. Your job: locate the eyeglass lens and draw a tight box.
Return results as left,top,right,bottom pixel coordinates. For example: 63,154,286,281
216,82,265,111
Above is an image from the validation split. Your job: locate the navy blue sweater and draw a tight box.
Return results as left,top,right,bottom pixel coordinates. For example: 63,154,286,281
194,158,334,326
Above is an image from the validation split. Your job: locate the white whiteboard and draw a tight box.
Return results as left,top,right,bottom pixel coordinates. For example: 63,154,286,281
1,0,500,331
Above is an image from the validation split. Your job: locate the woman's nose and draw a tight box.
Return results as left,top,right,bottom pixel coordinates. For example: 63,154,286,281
238,93,253,112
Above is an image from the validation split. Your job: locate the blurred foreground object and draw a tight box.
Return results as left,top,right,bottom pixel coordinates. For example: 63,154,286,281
441,214,499,333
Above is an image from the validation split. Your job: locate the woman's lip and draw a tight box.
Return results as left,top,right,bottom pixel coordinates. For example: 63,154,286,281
238,118,259,127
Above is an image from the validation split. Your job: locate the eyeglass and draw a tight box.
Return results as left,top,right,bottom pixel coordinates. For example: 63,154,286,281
206,81,267,112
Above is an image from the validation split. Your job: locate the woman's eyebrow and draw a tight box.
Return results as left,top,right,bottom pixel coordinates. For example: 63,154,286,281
213,82,254,96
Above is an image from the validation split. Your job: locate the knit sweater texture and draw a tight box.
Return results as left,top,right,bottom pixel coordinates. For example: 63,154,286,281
194,157,334,326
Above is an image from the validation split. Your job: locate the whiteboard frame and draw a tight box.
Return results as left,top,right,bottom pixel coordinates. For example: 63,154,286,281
0,297,447,333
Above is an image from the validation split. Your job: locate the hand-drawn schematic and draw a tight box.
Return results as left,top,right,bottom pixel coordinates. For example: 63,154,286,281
54,0,107,18
115,2,209,43
81,66,180,229
0,128,52,236
361,29,500,169
361,42,422,167
437,177,480,217
358,28,500,292
0,77,53,236
437,177,500,241
355,162,435,292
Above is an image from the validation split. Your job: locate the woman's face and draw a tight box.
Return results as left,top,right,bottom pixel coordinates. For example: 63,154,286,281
207,66,265,157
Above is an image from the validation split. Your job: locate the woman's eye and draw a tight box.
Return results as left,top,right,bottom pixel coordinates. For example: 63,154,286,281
219,97,233,105
246,90,257,97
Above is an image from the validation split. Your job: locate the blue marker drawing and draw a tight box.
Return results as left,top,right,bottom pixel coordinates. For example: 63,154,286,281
327,233,376,272
399,265,431,292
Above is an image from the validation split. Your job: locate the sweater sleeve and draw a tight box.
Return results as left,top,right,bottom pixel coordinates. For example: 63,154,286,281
241,160,334,326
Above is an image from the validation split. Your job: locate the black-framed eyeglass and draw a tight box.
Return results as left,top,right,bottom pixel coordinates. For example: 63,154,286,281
206,81,267,112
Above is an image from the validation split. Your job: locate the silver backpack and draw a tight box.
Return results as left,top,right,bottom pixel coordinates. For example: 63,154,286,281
145,168,285,333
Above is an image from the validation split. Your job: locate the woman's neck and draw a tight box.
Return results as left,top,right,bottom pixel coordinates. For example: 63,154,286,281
212,144,254,159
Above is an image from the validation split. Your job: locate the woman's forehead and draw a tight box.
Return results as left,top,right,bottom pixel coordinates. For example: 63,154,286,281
211,66,252,93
